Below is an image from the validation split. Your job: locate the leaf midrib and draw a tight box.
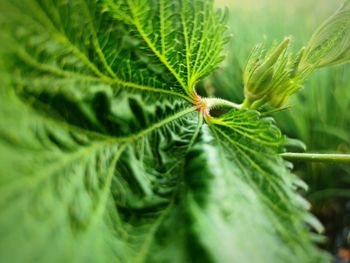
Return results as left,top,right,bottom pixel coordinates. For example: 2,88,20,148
7,1,192,102
0,99,196,203
12,46,191,101
126,0,189,95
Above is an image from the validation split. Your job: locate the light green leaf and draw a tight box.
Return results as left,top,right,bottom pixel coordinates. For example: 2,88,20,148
302,0,350,68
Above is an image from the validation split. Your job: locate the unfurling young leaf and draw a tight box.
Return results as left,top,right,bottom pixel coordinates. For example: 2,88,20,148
242,0,350,109
243,38,291,103
242,39,311,108
301,0,350,68
0,0,331,263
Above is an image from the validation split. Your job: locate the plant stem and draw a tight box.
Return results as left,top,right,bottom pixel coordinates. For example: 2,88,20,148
250,97,268,110
242,97,268,110
280,152,350,164
203,98,242,110
241,98,252,109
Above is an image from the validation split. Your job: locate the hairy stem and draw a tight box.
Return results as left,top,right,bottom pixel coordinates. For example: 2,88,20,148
281,152,350,164
203,98,242,110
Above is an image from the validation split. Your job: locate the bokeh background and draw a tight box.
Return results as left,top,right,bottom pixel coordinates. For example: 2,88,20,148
213,0,350,253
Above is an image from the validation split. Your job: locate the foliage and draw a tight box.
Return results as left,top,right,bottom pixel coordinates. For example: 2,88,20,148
242,38,311,108
211,0,350,214
0,0,348,262
302,0,350,68
240,0,350,109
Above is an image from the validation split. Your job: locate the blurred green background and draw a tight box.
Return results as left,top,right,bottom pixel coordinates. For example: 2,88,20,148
213,0,350,252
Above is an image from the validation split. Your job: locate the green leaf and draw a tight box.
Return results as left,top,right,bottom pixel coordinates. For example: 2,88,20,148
0,0,329,263
181,124,329,262
0,0,227,99
0,84,199,263
104,0,228,95
302,0,350,68
207,110,330,261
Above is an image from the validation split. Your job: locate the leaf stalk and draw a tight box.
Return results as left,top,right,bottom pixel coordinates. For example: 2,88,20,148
203,98,242,110
281,153,350,164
